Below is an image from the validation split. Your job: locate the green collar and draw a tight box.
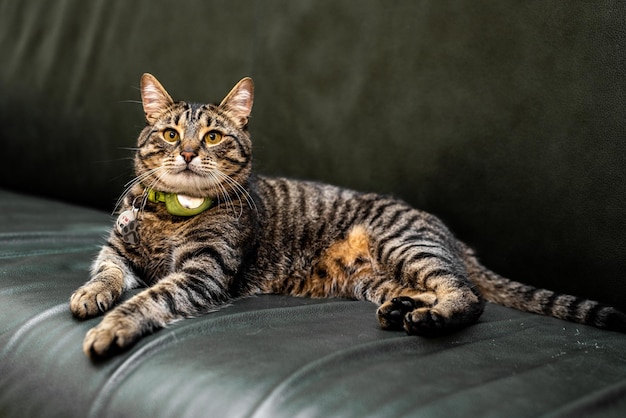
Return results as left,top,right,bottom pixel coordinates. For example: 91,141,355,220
147,188,214,217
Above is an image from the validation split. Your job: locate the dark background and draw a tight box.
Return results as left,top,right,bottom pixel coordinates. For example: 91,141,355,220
1,0,624,310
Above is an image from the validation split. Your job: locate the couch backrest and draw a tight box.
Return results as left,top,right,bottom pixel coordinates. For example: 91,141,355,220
1,0,624,310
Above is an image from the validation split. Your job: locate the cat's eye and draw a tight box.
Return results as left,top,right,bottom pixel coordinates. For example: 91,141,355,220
162,128,180,143
204,130,223,145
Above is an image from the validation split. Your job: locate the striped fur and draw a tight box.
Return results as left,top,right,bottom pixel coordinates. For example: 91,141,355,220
70,74,626,360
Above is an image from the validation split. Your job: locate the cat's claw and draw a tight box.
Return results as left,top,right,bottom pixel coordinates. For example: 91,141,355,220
70,283,119,319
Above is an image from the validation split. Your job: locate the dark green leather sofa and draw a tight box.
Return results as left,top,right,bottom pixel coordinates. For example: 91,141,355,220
1,1,625,417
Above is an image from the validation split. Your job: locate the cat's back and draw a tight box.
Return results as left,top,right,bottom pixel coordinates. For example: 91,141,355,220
252,175,360,242
249,175,424,263
250,175,443,251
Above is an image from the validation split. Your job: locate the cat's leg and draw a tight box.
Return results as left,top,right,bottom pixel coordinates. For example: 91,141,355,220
81,261,234,360
377,246,484,336
375,265,484,336
70,245,141,319
368,218,485,336
300,223,483,335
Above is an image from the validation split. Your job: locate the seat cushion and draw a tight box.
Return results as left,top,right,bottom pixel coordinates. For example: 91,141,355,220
1,188,626,417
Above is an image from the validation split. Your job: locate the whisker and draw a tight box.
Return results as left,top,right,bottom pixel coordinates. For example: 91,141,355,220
113,166,170,215
207,170,238,216
209,168,257,218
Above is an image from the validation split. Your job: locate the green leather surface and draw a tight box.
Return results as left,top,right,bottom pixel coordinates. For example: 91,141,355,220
1,189,626,417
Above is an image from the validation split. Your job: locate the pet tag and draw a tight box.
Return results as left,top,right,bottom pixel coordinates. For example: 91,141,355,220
116,208,140,245
163,194,213,216
177,194,206,210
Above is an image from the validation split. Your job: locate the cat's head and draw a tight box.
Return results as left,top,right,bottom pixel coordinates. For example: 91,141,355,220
135,73,254,198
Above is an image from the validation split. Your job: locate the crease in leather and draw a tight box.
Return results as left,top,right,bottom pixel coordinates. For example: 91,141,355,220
0,229,105,259
0,303,69,359
245,314,548,418
403,352,588,417
399,327,626,418
0,246,101,260
246,336,440,418
86,300,364,418
542,379,626,418
0,228,109,240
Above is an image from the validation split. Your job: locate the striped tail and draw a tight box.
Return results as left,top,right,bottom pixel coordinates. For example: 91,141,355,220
463,247,626,333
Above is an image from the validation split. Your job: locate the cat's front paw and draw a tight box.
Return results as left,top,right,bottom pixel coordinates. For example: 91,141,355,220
70,281,121,319
83,316,140,360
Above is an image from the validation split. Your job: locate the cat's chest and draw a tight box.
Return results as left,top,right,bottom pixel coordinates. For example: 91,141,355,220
124,214,196,282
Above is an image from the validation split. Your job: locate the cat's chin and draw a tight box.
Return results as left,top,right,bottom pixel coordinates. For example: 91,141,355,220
155,172,217,198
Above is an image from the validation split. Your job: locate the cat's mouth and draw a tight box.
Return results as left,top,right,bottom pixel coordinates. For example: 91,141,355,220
171,159,207,179
151,167,219,197
177,157,212,177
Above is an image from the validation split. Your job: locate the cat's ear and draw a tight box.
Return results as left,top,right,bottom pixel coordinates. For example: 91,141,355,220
140,73,174,124
219,77,254,128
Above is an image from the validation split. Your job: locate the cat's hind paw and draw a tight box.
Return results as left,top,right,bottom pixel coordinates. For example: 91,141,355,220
377,296,449,336
402,307,447,337
377,296,427,331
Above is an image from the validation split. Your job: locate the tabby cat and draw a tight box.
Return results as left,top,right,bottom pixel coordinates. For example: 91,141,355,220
70,74,626,360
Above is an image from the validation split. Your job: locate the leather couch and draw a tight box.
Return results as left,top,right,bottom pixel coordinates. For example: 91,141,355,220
1,1,625,417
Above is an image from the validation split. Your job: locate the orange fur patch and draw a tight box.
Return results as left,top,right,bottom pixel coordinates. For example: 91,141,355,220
305,225,376,298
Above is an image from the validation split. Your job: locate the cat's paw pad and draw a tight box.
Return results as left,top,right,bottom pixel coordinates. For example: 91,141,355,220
377,296,426,330
83,317,139,360
70,283,118,319
403,308,446,337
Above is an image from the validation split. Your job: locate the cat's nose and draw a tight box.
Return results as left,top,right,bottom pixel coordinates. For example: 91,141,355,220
181,151,197,163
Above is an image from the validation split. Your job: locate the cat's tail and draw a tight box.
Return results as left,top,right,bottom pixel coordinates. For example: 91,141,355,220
462,247,626,333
